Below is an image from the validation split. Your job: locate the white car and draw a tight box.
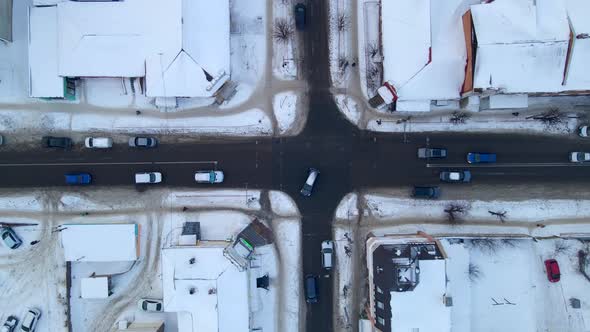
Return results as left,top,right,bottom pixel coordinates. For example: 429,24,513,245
579,125,589,137
570,152,590,162
137,299,163,312
194,170,224,183
85,137,113,149
300,168,319,197
20,308,41,332
321,240,334,270
135,172,162,184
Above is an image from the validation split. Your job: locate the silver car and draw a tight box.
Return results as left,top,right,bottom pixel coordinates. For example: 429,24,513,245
300,168,319,197
20,308,41,332
129,137,158,148
137,299,163,312
1,227,22,250
570,152,590,162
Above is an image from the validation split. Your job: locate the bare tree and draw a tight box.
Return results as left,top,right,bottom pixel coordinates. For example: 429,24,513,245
444,203,469,224
337,13,350,32
450,111,471,125
366,42,380,59
338,56,349,74
470,238,501,254
488,210,508,223
527,108,566,129
501,238,519,248
468,263,482,282
273,18,294,44
554,240,572,256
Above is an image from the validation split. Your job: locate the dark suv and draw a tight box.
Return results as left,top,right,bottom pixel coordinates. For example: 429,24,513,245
42,136,72,149
305,275,318,303
412,186,440,199
295,4,306,30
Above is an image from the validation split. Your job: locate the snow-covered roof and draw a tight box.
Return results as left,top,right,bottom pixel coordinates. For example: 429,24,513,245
81,277,109,299
0,0,12,42
32,0,230,98
28,6,64,98
60,224,139,262
162,246,249,332
381,0,467,102
390,259,450,332
471,0,590,93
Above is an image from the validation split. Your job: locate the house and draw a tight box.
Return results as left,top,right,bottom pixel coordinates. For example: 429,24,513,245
380,0,468,111
366,235,448,332
28,0,230,100
464,0,590,96
0,0,11,42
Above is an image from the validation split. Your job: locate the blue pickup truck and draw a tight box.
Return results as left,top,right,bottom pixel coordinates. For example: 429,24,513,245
467,153,496,164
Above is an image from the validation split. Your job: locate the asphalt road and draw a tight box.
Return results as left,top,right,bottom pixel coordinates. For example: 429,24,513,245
1,1,590,332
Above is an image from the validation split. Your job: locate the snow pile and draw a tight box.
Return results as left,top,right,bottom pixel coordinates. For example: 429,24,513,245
335,94,361,126
335,192,358,220
273,91,299,135
269,191,299,217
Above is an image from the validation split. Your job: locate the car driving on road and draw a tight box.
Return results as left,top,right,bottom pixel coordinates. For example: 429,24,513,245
467,152,496,164
1,227,22,250
570,152,590,162
85,137,113,149
321,240,333,270
417,147,447,159
65,173,92,185
135,172,162,184
194,170,224,184
137,299,163,312
300,168,319,197
305,275,319,303
440,170,471,183
20,308,41,332
578,125,589,137
294,3,306,30
412,186,440,199
129,136,158,148
42,136,72,149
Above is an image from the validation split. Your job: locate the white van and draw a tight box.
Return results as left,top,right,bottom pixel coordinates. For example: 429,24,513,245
135,172,162,184
321,240,333,270
85,137,113,149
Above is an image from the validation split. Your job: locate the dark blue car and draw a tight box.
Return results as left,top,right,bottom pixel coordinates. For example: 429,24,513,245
295,3,306,30
65,173,92,185
467,153,496,164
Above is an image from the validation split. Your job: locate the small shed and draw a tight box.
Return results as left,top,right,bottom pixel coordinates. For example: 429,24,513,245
81,276,110,299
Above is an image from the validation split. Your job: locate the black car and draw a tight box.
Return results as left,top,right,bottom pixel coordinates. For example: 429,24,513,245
42,136,72,149
305,275,318,303
1,315,18,332
295,3,306,30
412,186,440,199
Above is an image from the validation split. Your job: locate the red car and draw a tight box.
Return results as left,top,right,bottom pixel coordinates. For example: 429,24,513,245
544,259,561,282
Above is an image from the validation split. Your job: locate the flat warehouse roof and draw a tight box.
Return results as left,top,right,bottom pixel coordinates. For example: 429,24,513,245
60,224,139,262
28,6,64,98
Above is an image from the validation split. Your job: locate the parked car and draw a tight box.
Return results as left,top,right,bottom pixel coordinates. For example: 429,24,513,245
194,170,224,184
467,152,496,164
300,168,320,197
417,148,447,159
1,316,18,332
137,299,163,312
578,125,589,137
440,170,471,183
305,275,319,303
412,186,440,199
85,137,113,149
65,173,92,185
294,3,306,30
20,308,41,332
569,152,590,162
42,136,72,149
135,172,162,184
544,259,560,282
321,240,334,270
129,137,158,148
0,227,22,250
0,135,4,146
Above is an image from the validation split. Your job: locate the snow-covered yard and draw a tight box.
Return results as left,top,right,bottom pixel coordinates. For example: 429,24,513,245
0,188,303,332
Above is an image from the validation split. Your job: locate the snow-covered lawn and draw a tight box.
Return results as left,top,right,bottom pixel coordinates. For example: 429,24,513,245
0,188,302,332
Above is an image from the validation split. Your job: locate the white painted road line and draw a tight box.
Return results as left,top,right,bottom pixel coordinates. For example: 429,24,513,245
0,161,218,167
426,162,590,168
